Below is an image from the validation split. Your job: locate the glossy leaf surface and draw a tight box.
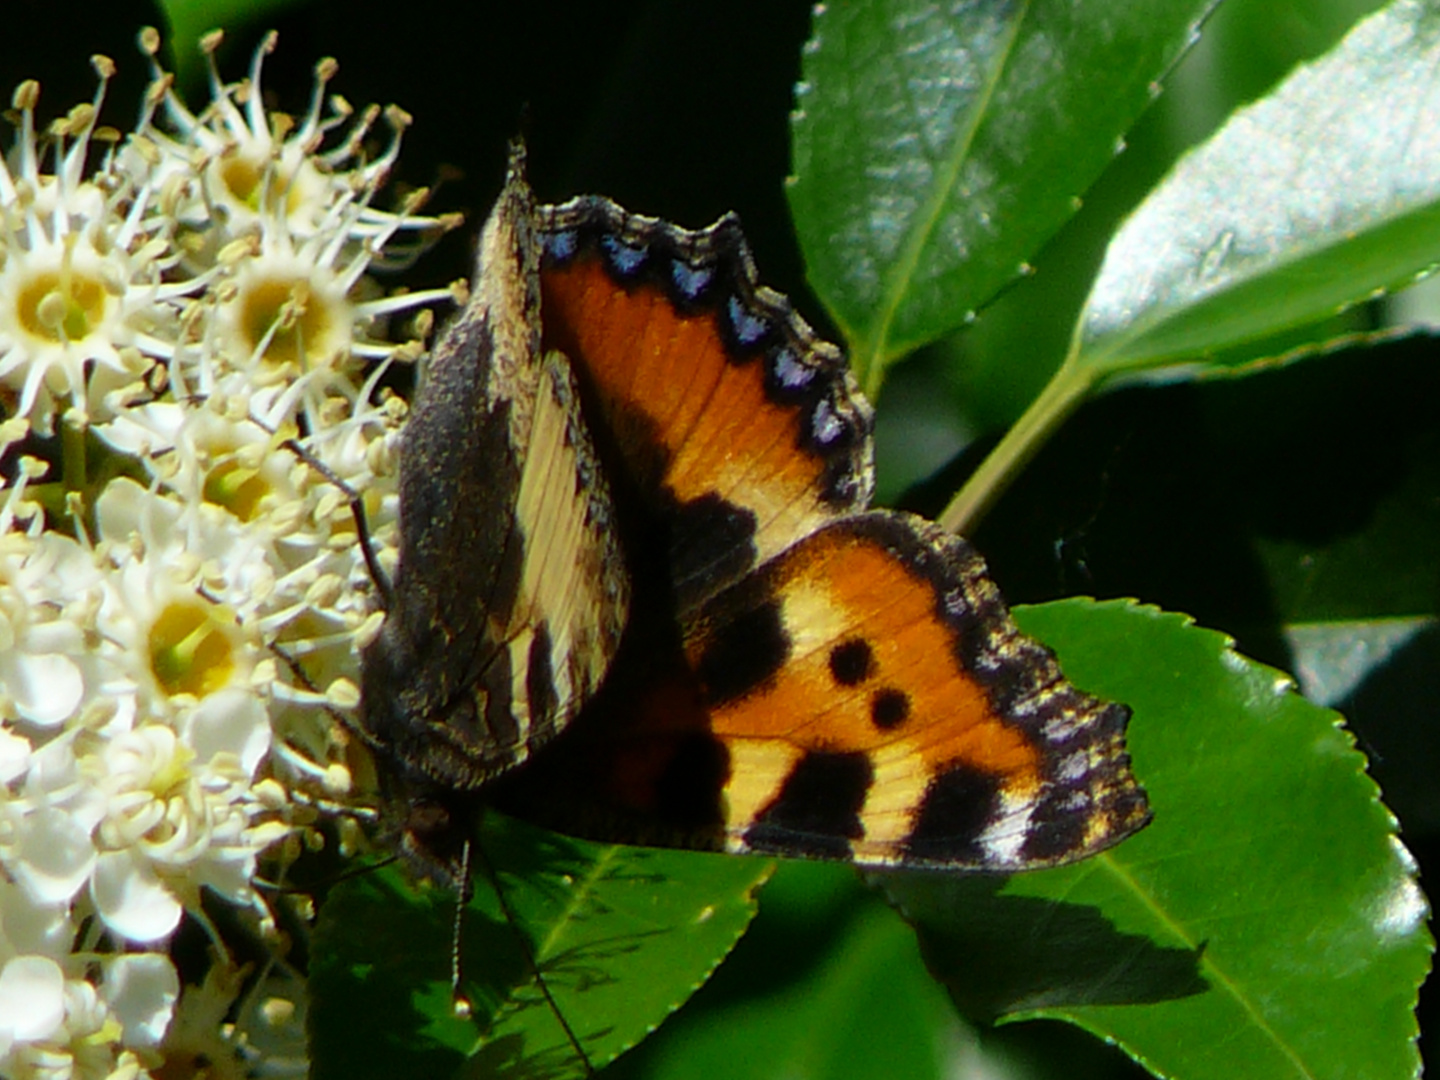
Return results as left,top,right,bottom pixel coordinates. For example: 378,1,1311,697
788,0,1213,393
309,815,770,1080
886,599,1431,1080
1079,0,1440,375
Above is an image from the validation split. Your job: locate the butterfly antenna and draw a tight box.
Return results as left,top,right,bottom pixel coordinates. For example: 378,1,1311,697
257,853,400,895
280,435,395,609
451,838,475,1018
467,836,595,1077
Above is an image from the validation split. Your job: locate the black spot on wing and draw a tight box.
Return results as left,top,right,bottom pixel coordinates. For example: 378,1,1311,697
744,750,873,859
869,688,910,730
903,763,1001,865
1018,792,1093,864
525,622,556,731
695,599,789,705
828,638,874,687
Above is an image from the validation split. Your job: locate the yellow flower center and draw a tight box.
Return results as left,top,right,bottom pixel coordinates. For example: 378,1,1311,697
203,456,270,521
17,269,107,343
148,598,237,698
216,146,307,217
239,276,338,367
219,154,263,205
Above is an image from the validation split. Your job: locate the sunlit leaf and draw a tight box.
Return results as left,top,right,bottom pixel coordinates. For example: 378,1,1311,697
885,599,1431,1080
1079,0,1440,376
788,0,1213,394
309,815,771,1080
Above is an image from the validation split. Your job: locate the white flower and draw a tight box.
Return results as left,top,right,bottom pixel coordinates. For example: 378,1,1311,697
101,954,179,1048
0,529,92,728
137,29,395,244
0,952,179,1080
0,882,176,1080
0,955,65,1051
0,878,75,968
0,461,113,737
86,697,281,943
0,66,210,432
10,733,105,907
0,24,453,1076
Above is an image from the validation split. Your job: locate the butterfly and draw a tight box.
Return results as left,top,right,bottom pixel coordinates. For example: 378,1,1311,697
355,143,1150,893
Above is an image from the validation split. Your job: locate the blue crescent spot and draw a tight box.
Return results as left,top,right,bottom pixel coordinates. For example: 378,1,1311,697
810,398,845,446
671,261,714,299
771,347,814,389
727,295,768,345
545,229,578,262
601,234,647,276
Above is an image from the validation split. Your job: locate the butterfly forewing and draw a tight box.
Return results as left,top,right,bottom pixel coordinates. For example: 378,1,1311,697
538,199,873,616
358,152,628,881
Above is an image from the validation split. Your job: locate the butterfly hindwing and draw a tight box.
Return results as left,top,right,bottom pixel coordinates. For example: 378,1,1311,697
496,512,1148,870
697,513,1148,868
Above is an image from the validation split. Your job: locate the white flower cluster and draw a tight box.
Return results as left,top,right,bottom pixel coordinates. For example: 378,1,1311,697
0,29,453,1079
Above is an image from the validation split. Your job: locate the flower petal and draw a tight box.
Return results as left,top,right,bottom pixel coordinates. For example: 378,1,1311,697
0,955,65,1041
0,728,31,784
0,881,74,959
5,651,83,727
90,850,181,943
12,807,97,904
186,688,270,777
101,953,179,1047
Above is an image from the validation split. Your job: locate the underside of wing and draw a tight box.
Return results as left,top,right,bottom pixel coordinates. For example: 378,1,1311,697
360,157,628,794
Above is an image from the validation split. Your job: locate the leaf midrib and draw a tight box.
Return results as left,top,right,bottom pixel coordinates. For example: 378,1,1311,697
858,0,1031,391
1091,851,1319,1080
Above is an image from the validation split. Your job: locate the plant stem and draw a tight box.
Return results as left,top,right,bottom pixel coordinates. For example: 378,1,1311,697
938,361,1095,536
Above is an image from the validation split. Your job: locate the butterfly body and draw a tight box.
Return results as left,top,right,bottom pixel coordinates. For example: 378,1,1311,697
358,147,1149,887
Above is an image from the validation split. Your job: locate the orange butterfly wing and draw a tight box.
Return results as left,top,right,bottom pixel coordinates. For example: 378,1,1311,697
538,201,870,612
488,198,1149,870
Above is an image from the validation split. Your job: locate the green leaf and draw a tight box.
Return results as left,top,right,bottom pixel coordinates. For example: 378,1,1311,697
1078,0,1440,376
633,878,967,1080
309,814,771,1080
883,599,1431,1080
1284,617,1435,708
787,0,1214,395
